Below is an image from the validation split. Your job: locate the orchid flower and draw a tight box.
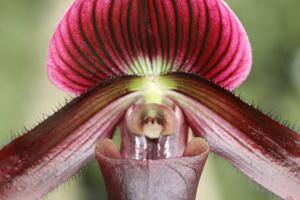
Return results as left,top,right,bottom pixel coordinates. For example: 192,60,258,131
0,0,300,200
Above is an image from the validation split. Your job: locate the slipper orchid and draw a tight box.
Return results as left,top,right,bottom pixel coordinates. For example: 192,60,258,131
0,0,300,200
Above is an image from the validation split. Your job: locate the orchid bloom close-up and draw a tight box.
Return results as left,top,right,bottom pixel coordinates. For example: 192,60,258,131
0,0,300,200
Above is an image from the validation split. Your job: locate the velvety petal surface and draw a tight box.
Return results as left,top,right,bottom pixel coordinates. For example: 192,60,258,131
47,0,251,94
0,77,141,200
163,73,300,200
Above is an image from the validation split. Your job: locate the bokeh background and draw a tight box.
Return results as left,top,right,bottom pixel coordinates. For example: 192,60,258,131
0,0,300,199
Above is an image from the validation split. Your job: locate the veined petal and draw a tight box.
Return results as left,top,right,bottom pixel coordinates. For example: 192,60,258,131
47,0,251,94
0,77,142,200
96,138,209,200
163,73,300,200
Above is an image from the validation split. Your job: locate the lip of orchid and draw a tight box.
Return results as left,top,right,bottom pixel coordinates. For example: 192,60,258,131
95,137,209,200
96,136,209,160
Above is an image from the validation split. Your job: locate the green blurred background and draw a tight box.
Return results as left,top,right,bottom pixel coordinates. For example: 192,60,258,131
0,0,300,199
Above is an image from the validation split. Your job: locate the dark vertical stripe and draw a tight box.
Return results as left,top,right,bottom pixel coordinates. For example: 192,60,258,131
108,0,131,72
100,15,125,75
91,0,124,75
137,0,149,74
153,0,166,73
206,5,233,79
146,0,159,72
58,23,103,82
65,9,106,79
160,0,171,72
78,1,115,76
186,1,202,72
177,0,194,72
170,0,180,71
142,0,153,70
211,8,242,82
197,0,223,75
190,0,210,73
53,37,97,84
51,38,92,88
126,1,144,74
218,48,244,87
119,0,139,74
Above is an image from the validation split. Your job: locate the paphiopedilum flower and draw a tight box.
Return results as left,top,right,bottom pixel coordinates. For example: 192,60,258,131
0,0,299,200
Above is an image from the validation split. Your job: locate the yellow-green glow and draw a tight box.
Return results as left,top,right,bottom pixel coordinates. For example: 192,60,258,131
129,75,176,104
129,56,173,76
145,76,163,104
127,56,177,103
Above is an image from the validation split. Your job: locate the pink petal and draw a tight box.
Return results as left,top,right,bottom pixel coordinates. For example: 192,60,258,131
165,73,300,200
0,77,141,200
47,0,251,94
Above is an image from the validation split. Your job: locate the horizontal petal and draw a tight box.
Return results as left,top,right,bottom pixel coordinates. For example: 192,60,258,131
47,0,251,94
0,77,142,200
163,73,300,200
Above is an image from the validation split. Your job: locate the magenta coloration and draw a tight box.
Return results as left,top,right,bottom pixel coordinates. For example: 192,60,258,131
1,0,300,199
165,73,300,200
0,78,141,200
47,0,251,94
1,74,299,200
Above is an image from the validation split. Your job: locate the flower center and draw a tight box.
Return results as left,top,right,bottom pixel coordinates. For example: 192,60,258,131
120,101,188,160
